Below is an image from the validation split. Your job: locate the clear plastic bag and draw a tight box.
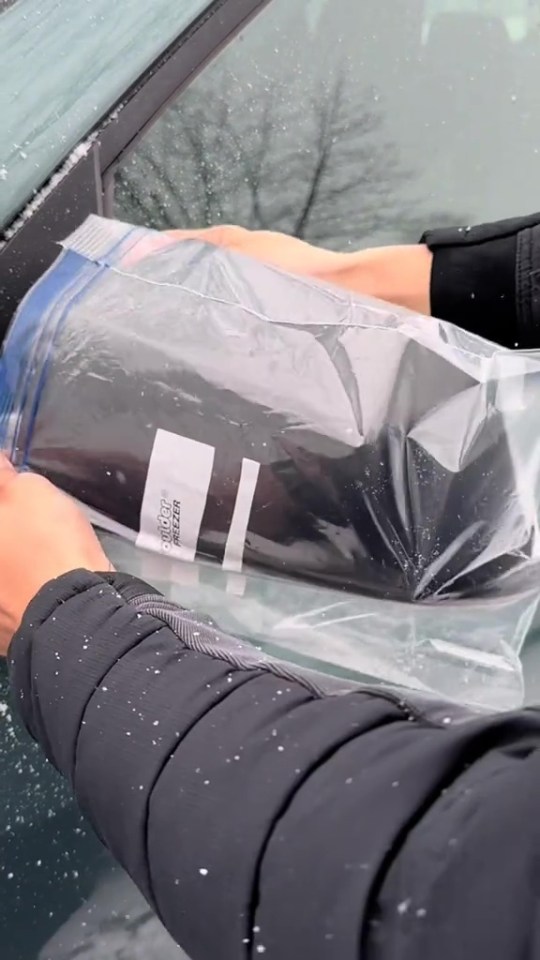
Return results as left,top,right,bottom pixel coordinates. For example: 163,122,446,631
2,213,540,708
98,531,535,712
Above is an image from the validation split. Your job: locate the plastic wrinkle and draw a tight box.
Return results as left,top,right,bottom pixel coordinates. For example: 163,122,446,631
3,213,540,711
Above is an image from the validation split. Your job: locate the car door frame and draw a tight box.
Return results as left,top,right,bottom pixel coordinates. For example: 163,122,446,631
0,0,271,337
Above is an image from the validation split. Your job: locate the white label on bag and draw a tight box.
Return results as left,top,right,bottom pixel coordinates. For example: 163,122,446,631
222,457,260,573
137,429,215,563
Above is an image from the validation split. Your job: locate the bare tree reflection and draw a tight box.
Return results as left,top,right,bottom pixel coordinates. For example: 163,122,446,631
115,61,465,250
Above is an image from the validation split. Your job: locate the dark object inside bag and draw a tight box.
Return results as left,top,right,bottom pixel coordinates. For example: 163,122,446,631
3,215,540,603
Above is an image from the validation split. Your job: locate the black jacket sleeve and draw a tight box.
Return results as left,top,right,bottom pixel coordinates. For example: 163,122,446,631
8,569,540,960
421,211,540,348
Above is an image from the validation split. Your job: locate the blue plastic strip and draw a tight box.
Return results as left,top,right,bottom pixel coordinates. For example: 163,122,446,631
18,250,103,466
0,227,135,459
0,248,94,447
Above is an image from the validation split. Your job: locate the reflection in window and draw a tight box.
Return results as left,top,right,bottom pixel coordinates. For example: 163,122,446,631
425,0,540,39
114,0,540,249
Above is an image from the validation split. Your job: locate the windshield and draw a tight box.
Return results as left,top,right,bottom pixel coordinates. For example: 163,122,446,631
0,0,213,231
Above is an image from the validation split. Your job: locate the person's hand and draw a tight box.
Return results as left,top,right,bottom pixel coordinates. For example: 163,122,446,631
125,225,342,274
167,225,433,315
0,457,111,655
168,225,347,275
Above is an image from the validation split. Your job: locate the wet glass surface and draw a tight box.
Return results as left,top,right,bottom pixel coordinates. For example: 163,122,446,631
116,0,540,247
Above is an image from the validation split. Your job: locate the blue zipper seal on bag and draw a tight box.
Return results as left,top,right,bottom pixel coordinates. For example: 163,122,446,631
0,223,139,466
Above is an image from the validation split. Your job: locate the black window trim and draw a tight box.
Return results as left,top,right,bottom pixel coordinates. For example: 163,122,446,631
99,0,272,177
0,0,271,337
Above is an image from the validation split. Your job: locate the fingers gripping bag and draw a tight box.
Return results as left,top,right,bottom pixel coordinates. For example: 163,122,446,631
2,213,540,708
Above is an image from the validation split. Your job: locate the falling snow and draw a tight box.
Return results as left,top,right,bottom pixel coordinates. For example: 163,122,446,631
397,899,411,915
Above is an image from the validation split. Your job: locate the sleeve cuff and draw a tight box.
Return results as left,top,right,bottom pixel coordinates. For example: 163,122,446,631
421,225,518,346
420,213,540,348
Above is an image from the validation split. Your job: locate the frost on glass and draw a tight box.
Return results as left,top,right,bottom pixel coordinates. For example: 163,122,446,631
0,0,212,230
115,0,540,249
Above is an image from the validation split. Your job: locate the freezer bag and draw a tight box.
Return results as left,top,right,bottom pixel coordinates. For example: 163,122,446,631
98,531,536,712
2,213,540,605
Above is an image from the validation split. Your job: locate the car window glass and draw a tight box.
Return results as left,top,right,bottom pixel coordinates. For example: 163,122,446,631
114,0,540,248
0,0,212,231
